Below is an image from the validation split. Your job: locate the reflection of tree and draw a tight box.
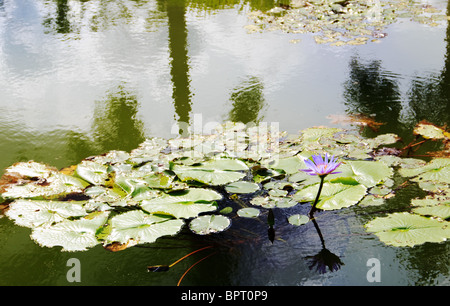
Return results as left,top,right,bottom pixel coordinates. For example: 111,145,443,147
165,0,193,136
43,0,72,34
228,76,265,124
407,1,450,129
343,57,403,137
91,85,146,154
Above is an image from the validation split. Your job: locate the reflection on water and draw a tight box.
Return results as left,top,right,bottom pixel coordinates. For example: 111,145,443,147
0,0,450,285
228,75,265,124
306,218,344,274
92,84,146,153
166,0,192,136
343,57,402,135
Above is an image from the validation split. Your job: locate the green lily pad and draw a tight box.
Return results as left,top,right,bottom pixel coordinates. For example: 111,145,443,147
1,171,89,200
367,133,400,147
189,214,231,235
301,127,342,142
417,181,450,193
173,158,248,186
225,181,260,194
115,173,172,194
75,161,109,186
365,212,450,247
4,161,56,178
250,196,275,208
411,197,450,219
412,205,450,220
84,186,128,206
105,210,184,245
294,182,367,210
266,155,305,175
288,170,319,186
273,197,298,208
331,160,393,188
358,195,385,207
288,214,309,226
30,211,109,252
399,158,450,184
237,207,260,218
5,199,87,228
140,188,222,219
413,122,449,140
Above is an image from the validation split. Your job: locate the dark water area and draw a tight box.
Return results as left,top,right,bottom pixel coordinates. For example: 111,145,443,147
0,0,449,286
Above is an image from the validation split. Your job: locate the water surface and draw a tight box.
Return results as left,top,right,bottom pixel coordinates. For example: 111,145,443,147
1,0,450,286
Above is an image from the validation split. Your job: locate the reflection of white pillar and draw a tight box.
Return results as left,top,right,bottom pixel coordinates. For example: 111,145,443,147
193,113,203,134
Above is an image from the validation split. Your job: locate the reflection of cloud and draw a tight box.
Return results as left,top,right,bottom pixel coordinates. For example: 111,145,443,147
187,9,304,93
0,0,172,135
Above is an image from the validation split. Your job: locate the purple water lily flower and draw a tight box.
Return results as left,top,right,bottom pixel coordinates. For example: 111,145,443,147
302,153,342,177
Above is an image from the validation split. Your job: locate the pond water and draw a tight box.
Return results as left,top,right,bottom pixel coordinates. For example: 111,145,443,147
1,0,450,286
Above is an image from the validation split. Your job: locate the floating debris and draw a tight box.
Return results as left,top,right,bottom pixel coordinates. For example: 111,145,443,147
246,0,447,46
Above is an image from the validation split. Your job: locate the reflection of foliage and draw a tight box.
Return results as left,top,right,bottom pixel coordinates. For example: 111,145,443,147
229,76,265,124
41,0,279,36
92,85,146,153
43,0,72,34
42,0,168,35
408,77,448,126
343,57,405,139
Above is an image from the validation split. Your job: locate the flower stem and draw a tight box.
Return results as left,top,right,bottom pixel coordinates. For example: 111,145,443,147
309,175,325,219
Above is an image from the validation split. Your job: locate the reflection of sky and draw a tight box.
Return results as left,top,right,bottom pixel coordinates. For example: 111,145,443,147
0,0,172,134
0,0,447,139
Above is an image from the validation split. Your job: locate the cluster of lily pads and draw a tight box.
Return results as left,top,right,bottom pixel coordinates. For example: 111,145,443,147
1,121,450,251
245,0,448,46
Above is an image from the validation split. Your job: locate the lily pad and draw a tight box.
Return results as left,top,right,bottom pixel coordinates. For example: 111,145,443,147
30,212,109,252
399,158,450,183
173,158,248,186
75,161,109,186
237,207,260,218
105,210,184,245
140,188,222,219
189,214,231,235
413,122,450,140
225,181,260,194
294,182,367,210
365,212,450,247
1,172,89,200
330,160,393,188
288,214,309,226
411,197,450,219
5,199,87,228
4,161,56,178
266,155,305,175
